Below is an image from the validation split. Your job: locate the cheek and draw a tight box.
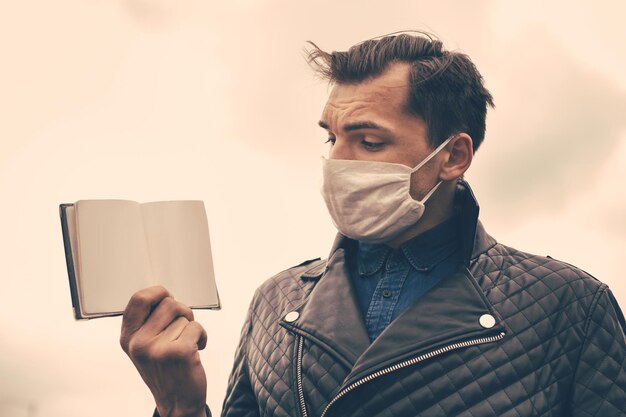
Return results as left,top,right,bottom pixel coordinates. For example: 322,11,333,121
408,172,422,200
408,166,438,200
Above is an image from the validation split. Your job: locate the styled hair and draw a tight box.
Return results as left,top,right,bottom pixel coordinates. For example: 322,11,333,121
305,33,495,151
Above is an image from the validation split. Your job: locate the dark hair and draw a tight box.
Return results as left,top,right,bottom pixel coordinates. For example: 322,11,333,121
305,33,495,151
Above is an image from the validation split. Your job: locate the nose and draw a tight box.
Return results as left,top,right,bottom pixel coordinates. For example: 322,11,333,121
328,137,354,160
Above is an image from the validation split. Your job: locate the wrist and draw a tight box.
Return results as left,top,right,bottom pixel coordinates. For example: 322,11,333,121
154,404,208,417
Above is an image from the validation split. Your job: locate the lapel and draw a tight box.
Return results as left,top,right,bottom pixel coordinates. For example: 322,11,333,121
281,235,370,367
343,267,506,385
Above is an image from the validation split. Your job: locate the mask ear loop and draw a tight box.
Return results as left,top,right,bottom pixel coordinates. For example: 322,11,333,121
419,180,443,203
411,135,454,203
410,135,454,173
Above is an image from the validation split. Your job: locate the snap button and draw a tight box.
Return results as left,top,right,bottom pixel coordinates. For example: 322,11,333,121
284,311,300,322
382,289,392,298
479,314,496,329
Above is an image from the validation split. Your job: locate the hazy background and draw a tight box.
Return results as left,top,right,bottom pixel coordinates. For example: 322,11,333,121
1,1,625,416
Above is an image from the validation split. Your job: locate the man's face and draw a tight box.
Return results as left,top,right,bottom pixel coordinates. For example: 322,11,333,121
318,62,443,200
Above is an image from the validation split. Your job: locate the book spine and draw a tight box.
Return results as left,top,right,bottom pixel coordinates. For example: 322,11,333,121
59,204,84,320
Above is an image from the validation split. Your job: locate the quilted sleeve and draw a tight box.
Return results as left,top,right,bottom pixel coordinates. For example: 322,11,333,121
220,299,261,417
571,286,626,416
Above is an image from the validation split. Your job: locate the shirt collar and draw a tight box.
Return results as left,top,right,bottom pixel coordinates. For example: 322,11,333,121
356,242,391,276
304,180,498,282
356,213,462,276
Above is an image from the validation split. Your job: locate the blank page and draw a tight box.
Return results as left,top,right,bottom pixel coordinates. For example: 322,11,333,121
140,201,218,308
75,200,152,315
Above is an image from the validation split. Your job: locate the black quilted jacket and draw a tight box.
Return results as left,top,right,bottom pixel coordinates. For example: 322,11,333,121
219,181,626,417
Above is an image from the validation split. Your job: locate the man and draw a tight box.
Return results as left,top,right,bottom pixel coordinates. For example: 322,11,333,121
120,33,626,417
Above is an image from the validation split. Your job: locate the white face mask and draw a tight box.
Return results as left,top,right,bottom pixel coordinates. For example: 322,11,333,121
321,137,453,244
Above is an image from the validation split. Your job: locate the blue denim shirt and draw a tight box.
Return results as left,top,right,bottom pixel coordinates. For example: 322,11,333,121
350,215,463,341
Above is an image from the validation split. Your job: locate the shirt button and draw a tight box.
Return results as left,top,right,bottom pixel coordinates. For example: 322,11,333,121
479,314,496,329
382,289,392,298
284,311,300,322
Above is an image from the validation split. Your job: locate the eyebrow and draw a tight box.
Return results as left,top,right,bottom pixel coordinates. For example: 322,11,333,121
318,120,391,133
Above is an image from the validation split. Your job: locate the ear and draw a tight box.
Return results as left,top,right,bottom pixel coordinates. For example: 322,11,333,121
439,133,473,181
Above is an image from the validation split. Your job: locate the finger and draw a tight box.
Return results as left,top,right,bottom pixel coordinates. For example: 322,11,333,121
177,321,208,351
140,297,194,336
121,286,171,348
160,316,190,341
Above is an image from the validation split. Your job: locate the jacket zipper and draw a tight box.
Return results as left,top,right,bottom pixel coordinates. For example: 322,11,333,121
304,331,506,417
297,336,309,417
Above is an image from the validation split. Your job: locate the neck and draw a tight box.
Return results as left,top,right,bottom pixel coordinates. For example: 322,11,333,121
384,181,456,249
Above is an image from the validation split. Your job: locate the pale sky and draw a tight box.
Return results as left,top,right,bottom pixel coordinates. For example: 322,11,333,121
1,1,625,416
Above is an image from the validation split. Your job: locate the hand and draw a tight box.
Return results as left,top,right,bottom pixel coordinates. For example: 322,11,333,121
120,286,208,417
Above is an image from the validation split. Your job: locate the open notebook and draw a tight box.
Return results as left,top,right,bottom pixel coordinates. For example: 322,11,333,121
60,200,220,319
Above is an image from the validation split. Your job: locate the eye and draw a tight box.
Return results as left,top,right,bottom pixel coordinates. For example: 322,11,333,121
325,136,336,145
361,139,385,151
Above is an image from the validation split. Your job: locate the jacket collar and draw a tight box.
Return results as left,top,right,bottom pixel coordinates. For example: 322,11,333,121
455,179,496,264
287,180,503,374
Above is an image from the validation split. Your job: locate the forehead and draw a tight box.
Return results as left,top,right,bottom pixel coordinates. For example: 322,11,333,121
321,62,412,126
